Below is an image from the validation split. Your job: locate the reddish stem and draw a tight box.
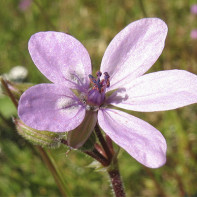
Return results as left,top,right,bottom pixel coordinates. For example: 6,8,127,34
94,123,113,161
108,169,125,197
1,78,18,108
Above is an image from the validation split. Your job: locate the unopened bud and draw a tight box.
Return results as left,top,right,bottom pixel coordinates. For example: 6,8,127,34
14,119,64,148
67,111,97,149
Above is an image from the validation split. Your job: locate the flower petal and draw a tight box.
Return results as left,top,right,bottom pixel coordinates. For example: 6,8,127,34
109,70,197,112
28,31,92,90
18,84,86,132
98,109,167,168
100,18,167,90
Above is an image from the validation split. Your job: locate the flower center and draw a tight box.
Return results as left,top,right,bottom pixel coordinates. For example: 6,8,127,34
87,71,110,106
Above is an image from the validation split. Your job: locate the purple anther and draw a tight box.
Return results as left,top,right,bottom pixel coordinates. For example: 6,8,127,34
96,81,102,92
89,74,97,84
104,72,110,78
104,72,110,87
96,71,102,77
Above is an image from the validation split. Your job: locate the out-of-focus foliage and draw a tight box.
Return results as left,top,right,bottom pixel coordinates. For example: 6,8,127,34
0,0,197,196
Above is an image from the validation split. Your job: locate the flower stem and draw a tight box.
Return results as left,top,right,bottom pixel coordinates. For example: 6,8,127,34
61,139,110,166
1,77,18,108
94,124,125,196
94,123,113,161
107,160,125,197
105,135,114,155
37,147,72,197
85,148,109,166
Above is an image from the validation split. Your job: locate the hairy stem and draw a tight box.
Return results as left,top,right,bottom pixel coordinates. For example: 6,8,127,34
94,124,125,196
108,162,125,197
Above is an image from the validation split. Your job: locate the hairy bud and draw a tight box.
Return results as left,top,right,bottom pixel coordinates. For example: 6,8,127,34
14,119,64,148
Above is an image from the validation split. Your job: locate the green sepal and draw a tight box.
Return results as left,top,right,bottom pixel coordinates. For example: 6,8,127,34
67,111,97,149
79,131,96,151
14,119,64,148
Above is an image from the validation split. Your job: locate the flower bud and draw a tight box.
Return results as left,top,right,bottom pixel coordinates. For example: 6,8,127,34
67,111,97,149
14,119,64,148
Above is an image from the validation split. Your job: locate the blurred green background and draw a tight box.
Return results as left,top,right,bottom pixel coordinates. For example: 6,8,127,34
1,0,197,196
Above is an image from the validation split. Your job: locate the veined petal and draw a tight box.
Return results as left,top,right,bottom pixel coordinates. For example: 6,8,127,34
98,109,167,168
18,84,86,132
28,31,92,90
109,70,197,112
100,18,167,91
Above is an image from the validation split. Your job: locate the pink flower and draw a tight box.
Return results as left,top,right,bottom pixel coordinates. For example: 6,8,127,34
190,29,197,39
18,18,197,168
191,4,197,15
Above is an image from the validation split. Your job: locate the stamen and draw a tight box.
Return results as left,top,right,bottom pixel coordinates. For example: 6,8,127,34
88,71,110,93
88,71,110,106
104,72,110,87
89,74,97,84
96,71,102,78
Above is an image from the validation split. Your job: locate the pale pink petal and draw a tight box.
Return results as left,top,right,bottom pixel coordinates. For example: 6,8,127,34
108,70,197,112
28,32,92,90
100,18,167,91
98,109,166,168
18,84,86,132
